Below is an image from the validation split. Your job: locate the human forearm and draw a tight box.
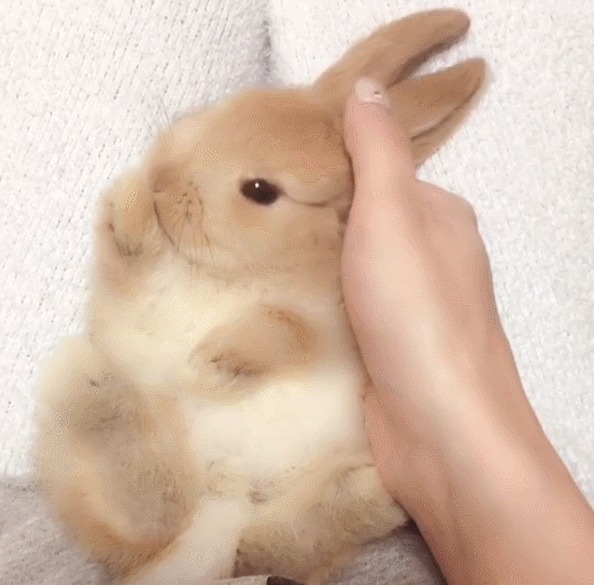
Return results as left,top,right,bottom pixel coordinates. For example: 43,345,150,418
406,376,594,585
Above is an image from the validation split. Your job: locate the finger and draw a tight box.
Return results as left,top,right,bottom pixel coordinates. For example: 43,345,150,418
344,77,417,200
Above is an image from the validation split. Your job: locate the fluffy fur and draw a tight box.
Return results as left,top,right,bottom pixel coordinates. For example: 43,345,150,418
34,9,486,585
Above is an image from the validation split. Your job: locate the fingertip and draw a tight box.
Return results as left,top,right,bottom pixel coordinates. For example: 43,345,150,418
344,79,416,185
343,88,387,157
344,78,389,143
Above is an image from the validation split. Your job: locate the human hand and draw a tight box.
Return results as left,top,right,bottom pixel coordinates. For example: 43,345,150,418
340,78,594,585
341,79,530,467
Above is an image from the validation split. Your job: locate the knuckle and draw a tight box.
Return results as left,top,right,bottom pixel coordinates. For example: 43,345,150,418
444,192,478,226
420,185,479,231
456,198,478,223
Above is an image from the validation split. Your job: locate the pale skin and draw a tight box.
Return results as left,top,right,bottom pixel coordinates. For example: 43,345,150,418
341,79,594,585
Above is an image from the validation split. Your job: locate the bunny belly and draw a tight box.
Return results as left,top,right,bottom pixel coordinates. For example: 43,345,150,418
188,361,368,493
90,254,370,487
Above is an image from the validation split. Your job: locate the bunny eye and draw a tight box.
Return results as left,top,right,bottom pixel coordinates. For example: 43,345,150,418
240,178,281,205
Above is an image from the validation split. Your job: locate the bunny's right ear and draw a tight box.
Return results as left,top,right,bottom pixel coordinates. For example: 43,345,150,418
312,9,487,164
388,57,486,163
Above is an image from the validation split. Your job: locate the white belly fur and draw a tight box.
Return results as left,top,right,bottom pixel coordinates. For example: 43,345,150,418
95,254,368,488
190,364,367,482
95,256,256,388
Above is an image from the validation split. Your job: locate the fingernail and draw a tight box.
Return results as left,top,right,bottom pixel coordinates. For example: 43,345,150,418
355,77,391,109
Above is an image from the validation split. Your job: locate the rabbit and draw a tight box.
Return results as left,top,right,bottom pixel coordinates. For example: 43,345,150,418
34,8,486,585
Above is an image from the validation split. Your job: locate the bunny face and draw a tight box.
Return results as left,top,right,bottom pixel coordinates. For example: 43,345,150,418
150,89,352,273
98,9,485,282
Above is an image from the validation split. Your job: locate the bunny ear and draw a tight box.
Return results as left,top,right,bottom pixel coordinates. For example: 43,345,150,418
391,57,487,163
313,9,472,109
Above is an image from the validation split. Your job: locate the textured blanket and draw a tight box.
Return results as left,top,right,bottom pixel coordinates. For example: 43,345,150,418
0,475,443,585
1,0,592,583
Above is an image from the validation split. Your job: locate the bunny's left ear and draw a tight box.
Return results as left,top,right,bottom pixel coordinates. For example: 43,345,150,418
312,9,474,107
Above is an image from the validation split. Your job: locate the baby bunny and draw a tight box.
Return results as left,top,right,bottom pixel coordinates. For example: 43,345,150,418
34,8,486,585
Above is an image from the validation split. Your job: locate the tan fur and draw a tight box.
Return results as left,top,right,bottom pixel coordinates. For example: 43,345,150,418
35,337,199,577
34,9,487,585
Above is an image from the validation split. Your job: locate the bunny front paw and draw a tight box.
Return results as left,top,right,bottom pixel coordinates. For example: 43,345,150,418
97,171,163,261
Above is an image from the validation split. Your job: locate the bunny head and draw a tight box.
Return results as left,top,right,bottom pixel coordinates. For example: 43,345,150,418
134,9,486,277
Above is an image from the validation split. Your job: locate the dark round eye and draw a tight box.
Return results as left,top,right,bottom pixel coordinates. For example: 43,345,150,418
240,178,281,205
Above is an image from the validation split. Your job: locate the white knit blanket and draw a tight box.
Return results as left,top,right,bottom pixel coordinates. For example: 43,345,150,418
0,476,443,585
1,0,593,583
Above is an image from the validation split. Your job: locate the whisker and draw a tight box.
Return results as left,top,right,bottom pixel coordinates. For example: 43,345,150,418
156,94,172,132
190,221,200,267
204,232,216,270
177,217,186,255
141,104,162,141
170,208,186,255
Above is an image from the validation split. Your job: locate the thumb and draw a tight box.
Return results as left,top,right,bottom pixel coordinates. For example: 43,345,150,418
344,78,416,201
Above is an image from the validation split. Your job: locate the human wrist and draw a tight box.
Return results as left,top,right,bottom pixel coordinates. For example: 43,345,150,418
398,390,594,585
399,378,551,514
384,329,552,512
370,325,542,447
